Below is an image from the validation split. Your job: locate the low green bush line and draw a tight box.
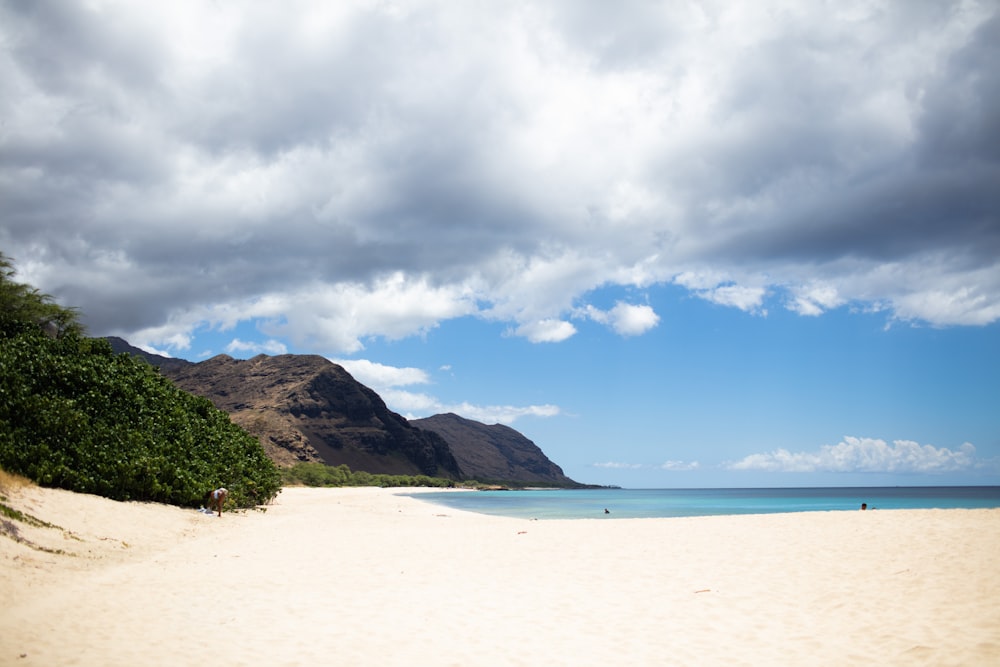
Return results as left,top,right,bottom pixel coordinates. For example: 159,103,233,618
279,462,456,488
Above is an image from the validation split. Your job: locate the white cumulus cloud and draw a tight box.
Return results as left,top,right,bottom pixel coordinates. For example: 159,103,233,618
225,338,288,356
584,302,660,336
332,358,430,388
513,319,578,343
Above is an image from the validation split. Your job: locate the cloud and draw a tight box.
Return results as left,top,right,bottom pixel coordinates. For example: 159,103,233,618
261,274,477,354
787,284,845,317
658,460,700,471
225,338,288,356
593,462,645,470
391,396,559,425
583,302,660,336
2,1,998,354
512,319,577,344
727,436,980,474
332,358,430,388
593,460,700,471
673,272,768,314
442,402,561,425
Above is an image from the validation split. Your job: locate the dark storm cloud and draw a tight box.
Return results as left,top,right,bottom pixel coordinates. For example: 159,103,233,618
917,14,1000,166
628,3,1000,307
2,0,165,94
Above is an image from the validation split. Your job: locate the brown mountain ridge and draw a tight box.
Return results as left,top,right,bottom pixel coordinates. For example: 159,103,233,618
107,338,579,485
411,413,576,485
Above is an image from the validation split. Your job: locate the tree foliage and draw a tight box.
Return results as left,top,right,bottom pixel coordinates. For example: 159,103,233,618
0,254,280,509
0,255,82,340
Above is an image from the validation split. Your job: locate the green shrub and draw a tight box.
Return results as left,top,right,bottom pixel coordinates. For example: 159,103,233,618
0,254,280,509
0,330,281,508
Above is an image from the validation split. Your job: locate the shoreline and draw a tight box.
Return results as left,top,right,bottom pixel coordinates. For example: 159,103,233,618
3,485,999,666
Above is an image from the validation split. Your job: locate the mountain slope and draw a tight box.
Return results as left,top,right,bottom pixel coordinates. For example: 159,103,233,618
411,413,579,486
161,353,462,478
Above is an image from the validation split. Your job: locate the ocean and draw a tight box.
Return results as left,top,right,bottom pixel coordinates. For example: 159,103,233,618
404,486,1000,520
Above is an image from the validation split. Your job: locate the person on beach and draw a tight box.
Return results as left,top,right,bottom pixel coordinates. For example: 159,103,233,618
209,487,228,517
861,503,867,510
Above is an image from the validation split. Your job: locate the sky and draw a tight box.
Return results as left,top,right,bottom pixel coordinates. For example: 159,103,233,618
2,0,998,488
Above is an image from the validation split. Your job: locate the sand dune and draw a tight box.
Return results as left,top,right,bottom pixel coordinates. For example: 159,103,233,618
2,484,999,666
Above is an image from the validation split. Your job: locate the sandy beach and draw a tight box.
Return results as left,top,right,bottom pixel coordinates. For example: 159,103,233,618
2,483,999,666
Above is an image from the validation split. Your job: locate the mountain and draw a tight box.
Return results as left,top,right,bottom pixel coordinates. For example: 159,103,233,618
107,339,458,476
107,337,578,484
411,413,579,486
165,354,461,478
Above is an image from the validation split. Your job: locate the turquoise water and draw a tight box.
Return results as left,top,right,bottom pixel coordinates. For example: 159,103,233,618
404,487,1000,520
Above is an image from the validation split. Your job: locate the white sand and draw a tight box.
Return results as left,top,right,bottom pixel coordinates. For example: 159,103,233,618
2,484,999,666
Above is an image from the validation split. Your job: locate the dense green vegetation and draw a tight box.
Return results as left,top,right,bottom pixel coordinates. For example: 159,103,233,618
0,254,281,509
280,462,456,488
